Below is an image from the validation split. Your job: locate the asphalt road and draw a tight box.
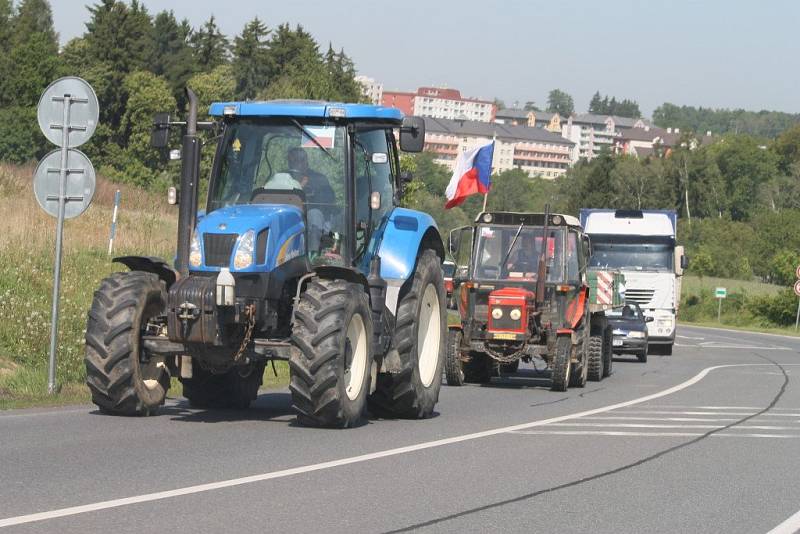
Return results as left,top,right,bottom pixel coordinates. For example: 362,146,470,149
1,324,799,533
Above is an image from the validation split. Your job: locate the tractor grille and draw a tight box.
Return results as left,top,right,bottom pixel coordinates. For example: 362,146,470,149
203,233,238,267
625,288,655,306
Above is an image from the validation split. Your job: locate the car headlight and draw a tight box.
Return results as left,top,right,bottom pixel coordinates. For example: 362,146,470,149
491,307,503,320
189,230,202,267
627,331,646,338
233,229,256,270
612,329,625,336
509,308,521,321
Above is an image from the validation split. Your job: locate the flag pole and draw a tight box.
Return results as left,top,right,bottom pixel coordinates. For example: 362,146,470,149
482,132,496,214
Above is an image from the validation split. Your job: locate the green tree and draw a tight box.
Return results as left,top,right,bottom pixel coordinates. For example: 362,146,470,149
150,10,196,103
588,91,603,113
232,18,271,99
523,101,540,112
768,249,800,286
546,88,574,116
689,250,715,279
771,124,800,174
190,15,228,71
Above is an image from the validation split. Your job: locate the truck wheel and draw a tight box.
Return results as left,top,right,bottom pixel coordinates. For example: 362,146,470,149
602,326,613,377
445,330,465,386
587,335,604,382
551,335,571,392
85,272,170,415
290,278,373,428
463,351,492,383
370,250,445,418
500,359,520,374
181,361,265,409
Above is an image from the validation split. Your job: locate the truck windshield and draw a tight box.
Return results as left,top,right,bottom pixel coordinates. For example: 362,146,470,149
208,119,347,264
590,242,673,272
473,225,564,282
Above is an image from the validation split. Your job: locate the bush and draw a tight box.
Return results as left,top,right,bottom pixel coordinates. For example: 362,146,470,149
747,289,799,326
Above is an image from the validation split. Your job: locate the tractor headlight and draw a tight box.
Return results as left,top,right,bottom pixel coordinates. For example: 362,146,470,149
233,230,256,270
491,307,503,320
189,230,202,267
509,308,522,321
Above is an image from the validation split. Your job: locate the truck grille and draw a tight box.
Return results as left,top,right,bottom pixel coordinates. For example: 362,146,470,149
203,233,238,267
625,288,655,306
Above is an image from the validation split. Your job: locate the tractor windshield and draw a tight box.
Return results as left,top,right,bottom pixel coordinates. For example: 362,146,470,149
208,119,347,264
473,225,565,282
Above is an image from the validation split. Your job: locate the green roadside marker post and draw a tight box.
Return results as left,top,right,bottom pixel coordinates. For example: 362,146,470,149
715,287,727,323
793,269,800,331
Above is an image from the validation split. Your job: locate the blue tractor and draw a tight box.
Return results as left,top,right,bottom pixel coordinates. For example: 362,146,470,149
84,89,446,427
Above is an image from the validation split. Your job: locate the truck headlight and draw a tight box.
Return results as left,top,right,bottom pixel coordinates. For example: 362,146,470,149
627,331,646,338
491,307,503,320
509,308,521,320
189,230,202,267
233,230,255,270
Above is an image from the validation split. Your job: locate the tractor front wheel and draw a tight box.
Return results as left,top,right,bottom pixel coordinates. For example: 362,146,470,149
551,335,572,392
290,278,373,428
370,250,445,418
84,272,170,415
444,330,465,386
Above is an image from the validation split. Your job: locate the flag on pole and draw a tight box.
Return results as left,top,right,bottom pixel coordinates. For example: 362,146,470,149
444,140,495,209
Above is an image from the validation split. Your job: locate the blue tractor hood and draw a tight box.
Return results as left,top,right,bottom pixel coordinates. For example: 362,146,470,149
194,204,306,273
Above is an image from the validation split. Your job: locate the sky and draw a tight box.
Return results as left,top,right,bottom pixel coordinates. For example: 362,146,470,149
48,0,800,118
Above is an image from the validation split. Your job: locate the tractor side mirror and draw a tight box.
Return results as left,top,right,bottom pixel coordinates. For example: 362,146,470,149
399,116,425,153
151,112,171,148
448,229,461,256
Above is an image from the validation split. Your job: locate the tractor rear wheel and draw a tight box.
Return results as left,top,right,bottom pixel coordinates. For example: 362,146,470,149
290,278,373,428
551,335,572,392
444,330,465,386
84,272,170,415
587,335,604,382
181,361,265,409
569,329,589,388
370,250,445,418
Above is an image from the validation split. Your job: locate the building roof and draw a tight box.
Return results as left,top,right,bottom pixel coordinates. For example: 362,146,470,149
496,108,530,120
415,86,493,105
209,100,404,121
570,113,649,129
423,117,573,145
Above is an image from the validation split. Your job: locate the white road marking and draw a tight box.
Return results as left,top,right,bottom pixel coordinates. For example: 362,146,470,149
585,416,740,422
613,410,800,417
0,407,91,419
767,507,800,534
697,342,791,350
548,422,798,431
509,430,800,439
680,323,800,341
642,405,800,411
0,363,797,529
676,334,705,340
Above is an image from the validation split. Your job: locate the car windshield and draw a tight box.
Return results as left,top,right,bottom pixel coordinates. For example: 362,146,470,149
589,241,674,272
606,304,643,319
208,119,347,265
473,224,564,282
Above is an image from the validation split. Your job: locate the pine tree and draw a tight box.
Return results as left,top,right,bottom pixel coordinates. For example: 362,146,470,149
150,10,196,103
589,91,603,114
190,15,228,71
11,0,57,44
232,17,271,99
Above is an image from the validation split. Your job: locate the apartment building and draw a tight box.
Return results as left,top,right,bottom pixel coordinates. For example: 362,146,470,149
495,109,562,132
561,114,650,162
423,117,573,179
382,86,496,122
354,75,383,105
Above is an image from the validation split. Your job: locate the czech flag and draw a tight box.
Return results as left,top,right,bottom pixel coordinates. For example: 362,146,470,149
444,141,495,209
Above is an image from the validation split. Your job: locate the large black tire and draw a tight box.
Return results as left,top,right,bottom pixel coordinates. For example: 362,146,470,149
637,347,648,363
85,272,170,415
569,328,589,388
290,278,373,428
463,351,492,384
445,330,465,386
181,361,265,409
602,326,613,377
587,335,604,382
551,335,571,392
662,343,673,356
370,250,445,418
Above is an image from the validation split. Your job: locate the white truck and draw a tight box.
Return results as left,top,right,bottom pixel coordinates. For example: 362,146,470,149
580,209,687,355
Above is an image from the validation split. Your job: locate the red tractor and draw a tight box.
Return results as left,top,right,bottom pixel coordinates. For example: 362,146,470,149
445,211,618,391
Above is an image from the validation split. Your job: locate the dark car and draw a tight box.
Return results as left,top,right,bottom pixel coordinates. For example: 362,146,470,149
443,260,456,308
605,303,652,362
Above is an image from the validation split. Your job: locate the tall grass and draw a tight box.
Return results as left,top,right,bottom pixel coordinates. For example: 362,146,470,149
0,163,176,406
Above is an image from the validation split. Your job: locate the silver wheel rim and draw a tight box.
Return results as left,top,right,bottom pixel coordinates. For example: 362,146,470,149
345,314,368,401
418,284,441,388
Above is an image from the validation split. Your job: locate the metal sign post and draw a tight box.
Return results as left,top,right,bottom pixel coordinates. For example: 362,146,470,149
715,287,726,323
35,77,98,394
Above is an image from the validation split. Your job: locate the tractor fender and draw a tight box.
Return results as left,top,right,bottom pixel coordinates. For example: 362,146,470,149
314,265,368,290
113,256,177,288
372,208,444,315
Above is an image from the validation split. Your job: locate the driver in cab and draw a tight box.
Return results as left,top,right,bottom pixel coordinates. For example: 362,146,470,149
506,233,539,276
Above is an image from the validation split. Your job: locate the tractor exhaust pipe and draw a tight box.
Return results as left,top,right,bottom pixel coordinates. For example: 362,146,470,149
536,203,550,307
176,88,201,277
